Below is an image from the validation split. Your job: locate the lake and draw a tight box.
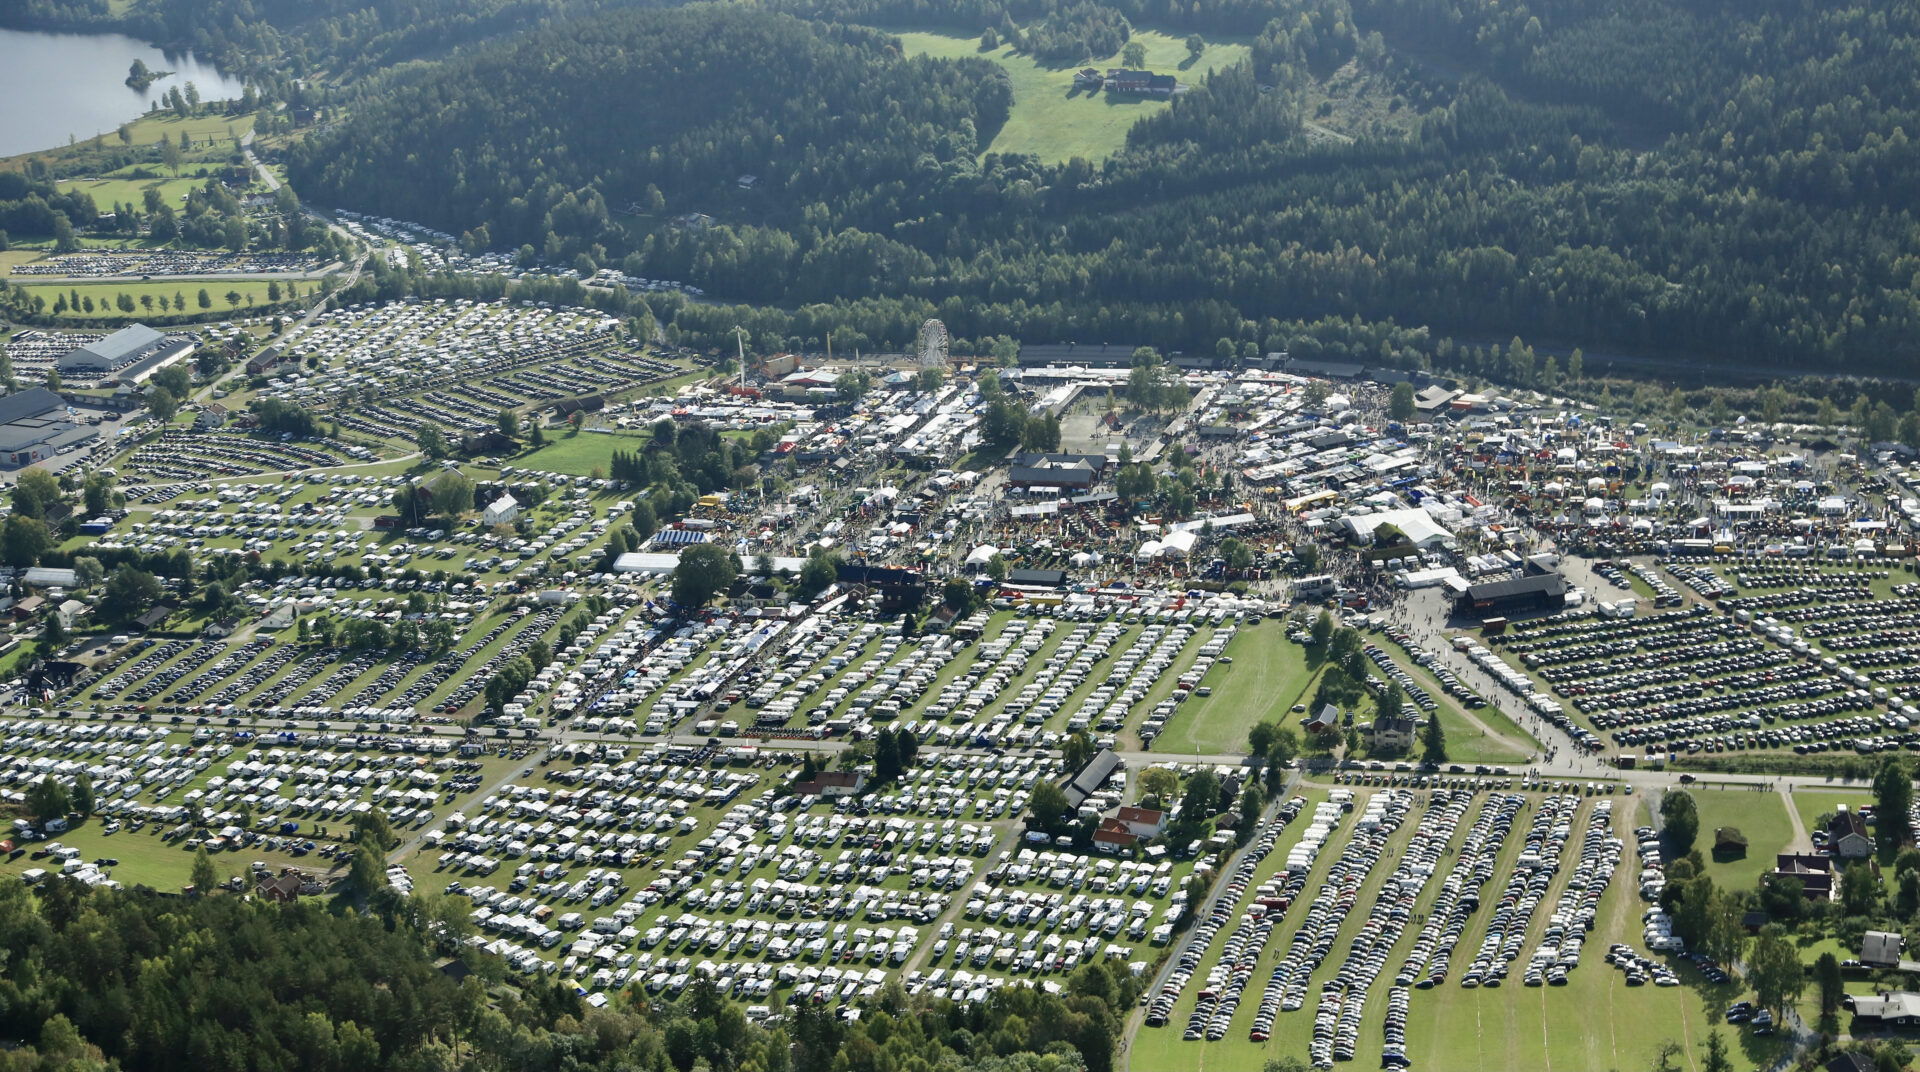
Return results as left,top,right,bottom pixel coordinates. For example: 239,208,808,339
0,27,247,158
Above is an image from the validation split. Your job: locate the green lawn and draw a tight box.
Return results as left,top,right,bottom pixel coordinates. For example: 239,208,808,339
1426,703,1532,767
895,29,1250,163
516,430,653,476
0,814,340,892
0,249,44,277
56,175,206,214
1686,786,1797,887
100,112,254,153
20,280,291,320
1152,622,1314,755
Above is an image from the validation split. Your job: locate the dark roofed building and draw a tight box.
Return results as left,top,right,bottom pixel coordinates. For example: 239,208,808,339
1370,714,1416,751
1062,748,1122,810
1455,572,1568,616
1009,464,1097,490
1849,991,1920,1026
1007,568,1069,588
1862,930,1905,968
1772,853,1835,900
794,770,865,797
1284,357,1366,379
1830,808,1874,857
0,387,63,426
1415,384,1462,413
1015,343,1139,369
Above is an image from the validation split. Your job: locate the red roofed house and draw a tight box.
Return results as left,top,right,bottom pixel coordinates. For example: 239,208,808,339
794,770,866,798
1117,806,1167,840
1093,818,1137,853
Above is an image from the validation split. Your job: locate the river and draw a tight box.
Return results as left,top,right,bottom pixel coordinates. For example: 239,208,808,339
0,27,247,158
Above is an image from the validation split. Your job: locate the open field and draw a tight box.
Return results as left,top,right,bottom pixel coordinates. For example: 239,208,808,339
1426,703,1533,767
895,29,1250,163
1687,786,1797,887
18,279,295,319
0,250,45,277
56,174,207,212
515,430,653,477
1151,623,1310,755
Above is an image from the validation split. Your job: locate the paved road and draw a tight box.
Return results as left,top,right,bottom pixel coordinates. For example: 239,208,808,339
899,818,1022,978
240,131,280,192
388,749,542,869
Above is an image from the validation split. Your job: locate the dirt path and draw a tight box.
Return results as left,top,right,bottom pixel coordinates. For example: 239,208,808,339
1780,785,1811,852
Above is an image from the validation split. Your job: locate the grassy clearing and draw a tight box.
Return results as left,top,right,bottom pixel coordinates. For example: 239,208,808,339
1152,622,1314,755
1300,55,1421,141
56,175,206,213
0,815,340,891
515,430,653,477
96,112,253,153
1687,785,1796,888
1427,703,1532,767
895,29,1250,163
20,279,291,319
1,113,255,174
0,250,45,277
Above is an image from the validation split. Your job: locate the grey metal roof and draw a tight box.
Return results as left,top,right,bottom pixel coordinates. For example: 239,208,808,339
0,388,62,427
74,324,163,367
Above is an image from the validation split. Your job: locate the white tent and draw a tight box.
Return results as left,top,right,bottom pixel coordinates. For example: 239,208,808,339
1160,530,1199,558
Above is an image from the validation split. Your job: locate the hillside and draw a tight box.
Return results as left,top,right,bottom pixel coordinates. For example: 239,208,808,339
243,0,1920,374
287,4,1012,302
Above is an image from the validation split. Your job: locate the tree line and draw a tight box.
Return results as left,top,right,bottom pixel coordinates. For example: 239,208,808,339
0,872,1129,1072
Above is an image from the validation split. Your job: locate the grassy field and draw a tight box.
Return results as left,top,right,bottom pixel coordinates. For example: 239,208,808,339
0,814,342,891
0,250,45,277
1687,786,1797,887
91,112,253,153
56,175,207,212
1427,703,1532,767
515,429,654,476
1152,622,1314,755
896,29,1250,162
19,280,292,319
2,113,255,173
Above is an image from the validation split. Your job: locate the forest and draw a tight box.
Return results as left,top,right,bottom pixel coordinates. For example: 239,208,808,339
287,4,1012,288
0,875,1126,1072
16,0,1920,374
273,0,1920,375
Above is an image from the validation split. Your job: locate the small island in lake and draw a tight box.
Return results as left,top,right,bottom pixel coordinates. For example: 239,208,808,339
125,58,171,91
